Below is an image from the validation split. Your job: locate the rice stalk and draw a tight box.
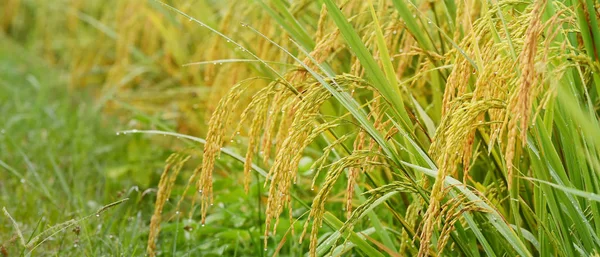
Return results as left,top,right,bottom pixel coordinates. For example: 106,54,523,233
147,153,190,257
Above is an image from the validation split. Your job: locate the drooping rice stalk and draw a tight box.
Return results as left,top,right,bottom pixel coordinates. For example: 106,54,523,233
147,153,189,256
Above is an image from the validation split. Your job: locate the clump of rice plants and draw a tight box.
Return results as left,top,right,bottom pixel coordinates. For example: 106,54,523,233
4,0,600,256
149,0,600,256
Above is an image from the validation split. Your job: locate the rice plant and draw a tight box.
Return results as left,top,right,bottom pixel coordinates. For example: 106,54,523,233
150,0,600,256
3,0,600,256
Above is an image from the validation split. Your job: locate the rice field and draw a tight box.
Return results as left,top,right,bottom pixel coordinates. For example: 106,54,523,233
2,0,600,256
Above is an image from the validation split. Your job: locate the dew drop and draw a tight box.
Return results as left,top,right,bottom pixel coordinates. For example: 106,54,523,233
264,248,268,252
202,223,205,227
116,132,120,135
96,214,100,217
74,244,79,248
392,30,397,35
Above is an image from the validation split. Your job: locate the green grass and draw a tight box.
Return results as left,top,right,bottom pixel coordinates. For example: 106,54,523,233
0,35,160,256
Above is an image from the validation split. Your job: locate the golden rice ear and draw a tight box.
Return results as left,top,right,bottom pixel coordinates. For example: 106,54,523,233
147,154,190,257
421,97,504,256
346,129,366,219
315,4,328,43
195,81,252,225
505,0,547,189
436,191,488,256
300,151,386,257
261,89,288,166
263,80,334,250
333,180,419,251
309,133,351,191
242,86,273,193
